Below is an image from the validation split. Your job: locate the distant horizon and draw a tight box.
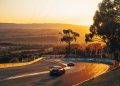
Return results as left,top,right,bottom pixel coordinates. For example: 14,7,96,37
0,0,102,26
0,22,90,26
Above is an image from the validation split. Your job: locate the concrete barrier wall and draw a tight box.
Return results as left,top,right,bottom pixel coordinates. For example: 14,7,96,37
0,58,43,69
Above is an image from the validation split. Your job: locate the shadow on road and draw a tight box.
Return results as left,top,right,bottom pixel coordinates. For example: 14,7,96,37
35,74,61,86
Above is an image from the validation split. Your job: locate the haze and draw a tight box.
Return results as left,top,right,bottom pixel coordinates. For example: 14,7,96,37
0,0,102,25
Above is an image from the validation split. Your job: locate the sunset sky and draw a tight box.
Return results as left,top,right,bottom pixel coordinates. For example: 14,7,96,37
0,0,102,26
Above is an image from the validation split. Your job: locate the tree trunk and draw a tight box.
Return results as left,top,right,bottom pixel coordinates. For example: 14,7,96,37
68,42,71,55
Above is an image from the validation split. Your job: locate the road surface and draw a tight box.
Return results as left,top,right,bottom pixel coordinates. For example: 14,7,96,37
0,58,109,86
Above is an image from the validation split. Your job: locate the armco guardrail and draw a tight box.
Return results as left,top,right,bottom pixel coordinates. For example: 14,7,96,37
64,58,113,65
0,58,43,69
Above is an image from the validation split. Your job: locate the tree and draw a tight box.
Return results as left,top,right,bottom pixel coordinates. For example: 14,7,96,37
61,29,79,55
85,0,120,60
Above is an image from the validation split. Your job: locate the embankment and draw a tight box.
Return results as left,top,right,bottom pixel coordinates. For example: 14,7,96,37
0,58,43,69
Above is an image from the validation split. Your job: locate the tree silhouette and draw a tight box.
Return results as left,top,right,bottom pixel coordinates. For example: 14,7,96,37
85,0,120,60
61,29,79,55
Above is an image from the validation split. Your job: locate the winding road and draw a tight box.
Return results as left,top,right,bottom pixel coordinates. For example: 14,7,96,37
0,58,109,86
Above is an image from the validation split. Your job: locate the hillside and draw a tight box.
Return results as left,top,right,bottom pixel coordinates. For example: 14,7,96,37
0,23,89,45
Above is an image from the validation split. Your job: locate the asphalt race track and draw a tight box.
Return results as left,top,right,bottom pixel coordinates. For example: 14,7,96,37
0,59,109,86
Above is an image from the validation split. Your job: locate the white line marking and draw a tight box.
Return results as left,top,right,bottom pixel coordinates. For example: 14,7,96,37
0,60,70,82
1,66,70,81
7,71,49,80
0,59,71,82
0,71,49,82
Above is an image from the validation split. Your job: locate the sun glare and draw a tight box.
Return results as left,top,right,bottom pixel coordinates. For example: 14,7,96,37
0,0,102,25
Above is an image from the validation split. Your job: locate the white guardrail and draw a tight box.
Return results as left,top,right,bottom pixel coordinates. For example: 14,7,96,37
0,58,43,69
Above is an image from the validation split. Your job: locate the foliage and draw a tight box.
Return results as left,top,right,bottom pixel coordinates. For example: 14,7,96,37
61,29,79,54
85,0,120,60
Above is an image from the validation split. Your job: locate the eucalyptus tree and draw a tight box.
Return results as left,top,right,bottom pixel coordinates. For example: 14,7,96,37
61,29,80,54
85,0,120,60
